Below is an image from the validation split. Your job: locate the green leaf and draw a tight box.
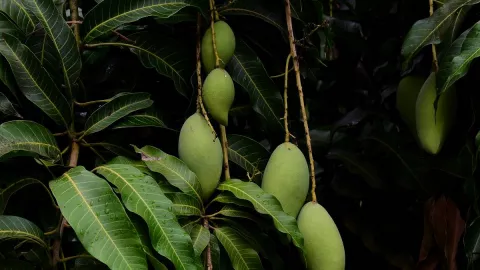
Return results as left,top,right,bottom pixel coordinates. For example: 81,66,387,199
0,56,17,97
95,164,199,270
91,142,137,159
107,156,151,174
25,34,62,85
0,0,36,34
132,219,168,270
214,226,263,270
0,178,47,214
22,0,82,96
208,234,220,270
112,108,168,130
0,120,60,162
0,11,24,40
0,34,71,127
217,205,258,223
217,180,304,254
0,215,47,248
190,224,210,257
49,166,148,270
228,39,284,133
227,134,269,181
166,193,203,217
82,92,153,137
401,0,480,69
0,92,21,118
209,192,253,208
83,0,197,42
134,145,203,205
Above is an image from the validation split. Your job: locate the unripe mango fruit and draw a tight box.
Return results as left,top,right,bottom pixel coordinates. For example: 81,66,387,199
396,75,426,134
202,68,235,126
415,72,457,155
297,202,345,270
261,142,309,217
201,21,236,73
178,113,223,201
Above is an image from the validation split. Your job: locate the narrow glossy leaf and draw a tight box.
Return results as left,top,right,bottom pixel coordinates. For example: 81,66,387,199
25,34,62,85
217,179,304,253
210,192,253,208
228,39,284,132
49,166,148,270
190,224,210,257
112,108,168,130
134,145,203,204
227,134,269,181
0,92,21,118
0,56,17,97
166,193,203,217
132,219,168,270
0,34,71,127
95,164,199,270
107,156,151,175
22,0,81,95
0,120,60,162
0,178,46,214
0,11,23,40
401,0,480,68
217,205,258,222
0,0,36,33
83,0,196,42
443,6,470,46
82,92,153,137
0,215,47,248
214,226,263,270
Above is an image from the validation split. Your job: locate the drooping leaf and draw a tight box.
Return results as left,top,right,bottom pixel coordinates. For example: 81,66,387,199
0,0,36,34
82,92,153,137
228,39,284,133
166,193,203,217
401,0,480,69
0,34,71,127
214,226,263,270
227,134,269,181
0,120,60,162
49,166,148,270
112,108,168,130
0,92,21,118
217,180,304,254
0,178,47,214
95,164,200,270
83,0,198,42
209,192,253,208
22,0,82,96
190,224,210,257
131,219,168,270
134,145,203,205
217,205,258,223
25,34,62,85
0,56,17,97
0,215,47,248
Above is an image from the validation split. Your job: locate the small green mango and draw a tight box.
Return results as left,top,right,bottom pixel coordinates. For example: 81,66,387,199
178,113,223,201
201,21,236,73
202,68,235,126
261,142,309,217
396,75,426,134
297,202,345,270
415,72,457,155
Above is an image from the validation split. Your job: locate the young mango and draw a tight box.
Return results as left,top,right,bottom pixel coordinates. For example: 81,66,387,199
201,21,236,73
396,75,426,134
202,68,235,126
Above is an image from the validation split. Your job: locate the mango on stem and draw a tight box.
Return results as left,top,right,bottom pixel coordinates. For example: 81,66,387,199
202,68,235,126
396,75,426,134
201,21,236,73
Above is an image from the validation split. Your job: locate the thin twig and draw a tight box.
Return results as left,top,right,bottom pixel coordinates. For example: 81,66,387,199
74,99,110,107
204,219,213,270
429,0,439,72
59,254,94,262
270,66,294,79
284,0,317,203
209,0,221,68
53,131,69,137
283,54,292,143
220,125,230,180
68,0,81,46
112,30,133,42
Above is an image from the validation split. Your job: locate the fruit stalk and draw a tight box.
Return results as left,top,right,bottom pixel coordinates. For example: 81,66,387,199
284,0,317,202
284,54,292,142
429,0,438,72
209,0,221,68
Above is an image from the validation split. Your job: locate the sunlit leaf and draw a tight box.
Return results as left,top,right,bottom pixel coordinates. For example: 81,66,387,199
166,193,203,217
190,224,210,257
0,0,36,33
0,215,47,248
227,134,269,181
0,92,21,118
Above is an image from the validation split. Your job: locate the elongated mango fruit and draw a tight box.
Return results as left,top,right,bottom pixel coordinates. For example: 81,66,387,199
415,72,457,155
178,113,223,201
202,68,235,126
261,142,309,217
297,202,345,270
396,75,426,134
201,21,236,73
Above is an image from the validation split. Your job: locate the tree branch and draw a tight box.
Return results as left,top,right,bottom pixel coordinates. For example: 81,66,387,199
204,219,213,270
69,0,81,46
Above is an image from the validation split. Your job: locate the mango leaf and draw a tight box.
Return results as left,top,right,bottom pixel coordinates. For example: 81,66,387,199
22,0,82,96
214,226,263,270
83,0,197,42
190,224,210,257
401,0,480,69
0,178,48,214
112,108,167,130
0,11,24,40
217,205,258,223
207,234,220,270
49,166,148,270
0,0,36,34
131,219,168,270
0,34,71,127
209,192,253,208
217,180,305,254
108,156,151,174
89,142,137,159
0,56,17,97
228,39,284,133
442,6,470,47
82,92,153,137
95,164,200,270
227,134,269,181
25,34,62,85
0,215,47,248
166,193,203,217
0,92,21,118
134,145,203,205
0,120,60,162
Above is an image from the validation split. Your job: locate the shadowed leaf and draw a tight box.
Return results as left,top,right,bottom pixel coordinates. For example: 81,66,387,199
0,215,46,248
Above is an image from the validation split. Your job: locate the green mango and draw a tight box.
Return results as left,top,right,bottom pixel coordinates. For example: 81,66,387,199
201,21,236,73
396,75,426,133
261,142,309,217
178,113,223,201
297,202,345,270
415,72,457,155
202,68,235,126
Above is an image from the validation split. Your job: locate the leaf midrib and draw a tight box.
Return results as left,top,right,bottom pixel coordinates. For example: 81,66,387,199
10,0,36,32
215,228,250,269
443,46,480,92
0,230,46,247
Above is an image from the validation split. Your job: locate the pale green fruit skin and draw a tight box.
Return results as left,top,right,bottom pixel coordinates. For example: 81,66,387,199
178,113,223,201
201,21,236,73
396,75,426,134
261,142,309,217
297,202,346,270
415,72,457,155
202,68,235,126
